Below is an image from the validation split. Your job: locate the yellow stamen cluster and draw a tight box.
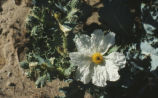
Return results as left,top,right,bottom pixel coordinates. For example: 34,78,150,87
54,13,60,21
91,52,103,64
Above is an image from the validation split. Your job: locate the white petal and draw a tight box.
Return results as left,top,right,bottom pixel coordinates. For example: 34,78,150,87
69,52,91,67
105,60,120,81
105,52,126,81
73,34,91,53
91,29,115,54
106,52,126,68
69,52,92,84
100,32,115,54
76,63,94,84
92,65,108,87
91,29,104,53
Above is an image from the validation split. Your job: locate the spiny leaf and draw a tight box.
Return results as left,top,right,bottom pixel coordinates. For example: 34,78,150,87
20,61,29,69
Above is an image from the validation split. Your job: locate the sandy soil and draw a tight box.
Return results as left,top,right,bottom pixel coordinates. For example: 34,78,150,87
0,0,101,97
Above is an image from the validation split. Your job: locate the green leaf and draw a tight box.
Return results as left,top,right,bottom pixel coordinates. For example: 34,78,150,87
19,61,29,69
45,58,54,69
63,64,75,77
33,54,45,65
35,75,47,88
106,45,120,55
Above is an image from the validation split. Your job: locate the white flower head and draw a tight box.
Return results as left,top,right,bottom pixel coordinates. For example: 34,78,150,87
69,29,126,87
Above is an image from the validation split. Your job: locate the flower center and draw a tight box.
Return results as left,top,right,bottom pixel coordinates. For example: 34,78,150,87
91,52,103,64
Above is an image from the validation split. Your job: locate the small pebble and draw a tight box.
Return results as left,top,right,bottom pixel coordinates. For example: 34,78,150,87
7,82,16,87
7,72,12,77
0,76,3,80
12,0,21,5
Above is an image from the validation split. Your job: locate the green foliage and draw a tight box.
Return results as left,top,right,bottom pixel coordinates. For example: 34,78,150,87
20,54,53,87
21,0,81,87
35,74,48,87
20,61,29,69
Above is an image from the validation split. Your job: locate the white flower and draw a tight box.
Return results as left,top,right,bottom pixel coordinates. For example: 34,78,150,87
69,29,126,87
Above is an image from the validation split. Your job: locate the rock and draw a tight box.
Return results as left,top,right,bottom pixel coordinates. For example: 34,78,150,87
0,28,3,34
7,72,12,77
12,0,21,5
24,0,33,7
7,82,16,87
0,76,3,80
